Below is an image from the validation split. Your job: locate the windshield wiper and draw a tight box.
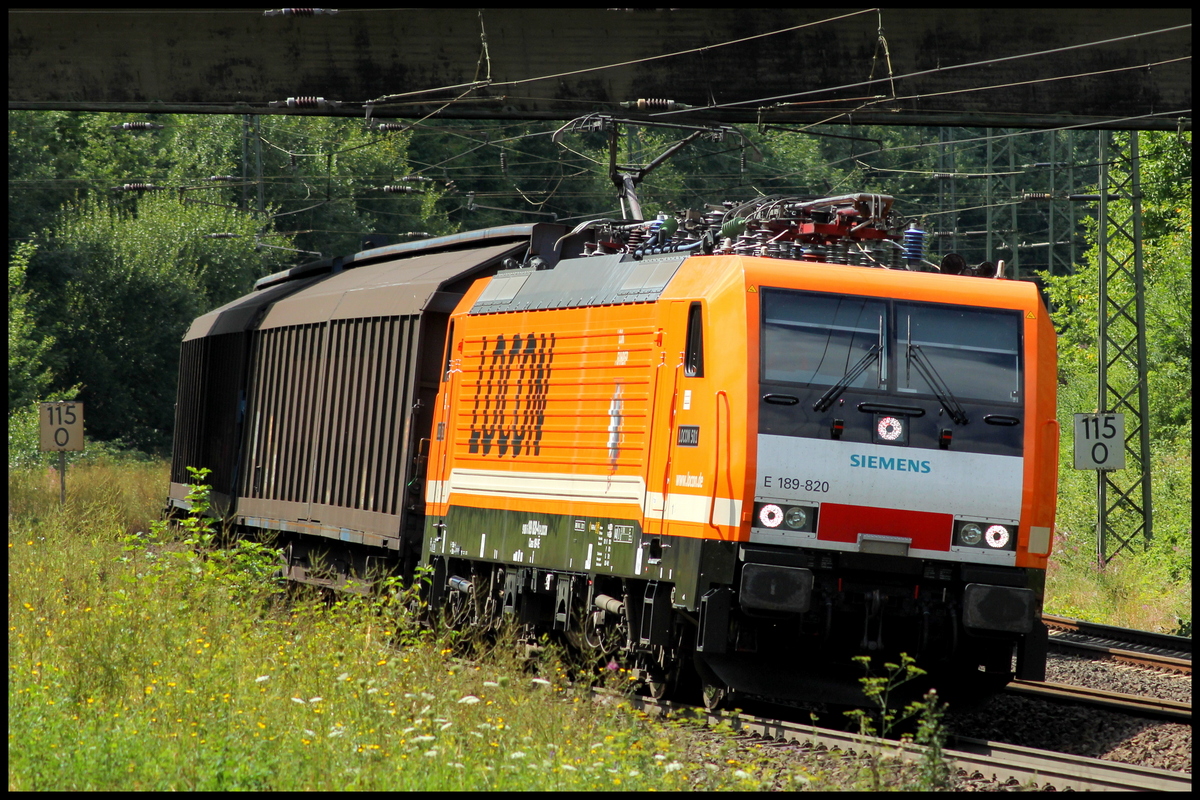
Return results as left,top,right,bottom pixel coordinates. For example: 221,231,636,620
812,344,881,412
907,344,969,425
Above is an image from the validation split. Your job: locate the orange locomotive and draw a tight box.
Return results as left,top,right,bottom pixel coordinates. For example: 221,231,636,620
169,193,1057,706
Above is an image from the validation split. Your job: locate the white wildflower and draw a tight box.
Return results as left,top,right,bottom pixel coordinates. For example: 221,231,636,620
291,697,307,704
509,751,527,759
440,722,453,731
424,748,439,757
483,680,499,687
734,770,749,779
653,754,666,761
401,727,416,735
366,687,379,694
457,695,480,704
336,672,350,682
531,678,551,687
663,762,684,773
255,675,270,683
329,727,346,738
304,729,315,737
411,735,436,743
419,692,436,700
561,763,577,772
309,697,322,704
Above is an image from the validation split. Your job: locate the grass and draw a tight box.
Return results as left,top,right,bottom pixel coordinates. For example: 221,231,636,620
12,459,937,791
1042,422,1192,635
18,452,1183,791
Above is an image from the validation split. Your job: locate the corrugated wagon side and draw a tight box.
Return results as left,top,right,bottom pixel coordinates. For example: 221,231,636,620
168,225,569,588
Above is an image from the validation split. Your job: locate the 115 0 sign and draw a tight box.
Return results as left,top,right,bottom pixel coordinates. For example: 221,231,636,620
1073,413,1125,470
39,402,85,452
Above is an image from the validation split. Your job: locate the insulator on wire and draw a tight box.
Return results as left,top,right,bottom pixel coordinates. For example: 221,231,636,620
740,151,747,174
205,175,239,182
1020,192,1053,202
395,175,434,182
109,122,164,132
263,8,339,16
269,96,341,110
499,152,507,174
113,183,165,192
204,233,240,239
619,98,694,111
373,123,408,132
382,185,424,194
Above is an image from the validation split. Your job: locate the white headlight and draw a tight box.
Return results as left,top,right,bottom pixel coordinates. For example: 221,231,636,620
758,504,783,528
877,415,903,441
985,525,1010,549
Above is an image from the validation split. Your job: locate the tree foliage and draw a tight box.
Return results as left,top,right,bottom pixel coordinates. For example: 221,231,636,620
1040,131,1191,584
9,242,54,411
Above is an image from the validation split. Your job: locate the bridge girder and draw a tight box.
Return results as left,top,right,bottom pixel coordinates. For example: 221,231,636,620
7,8,1191,130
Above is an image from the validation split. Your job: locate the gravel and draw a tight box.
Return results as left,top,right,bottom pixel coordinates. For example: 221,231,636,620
944,652,1192,775
656,651,1192,789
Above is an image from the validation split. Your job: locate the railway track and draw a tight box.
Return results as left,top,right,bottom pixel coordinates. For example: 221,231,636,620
1006,679,1191,724
628,694,1193,791
1044,613,1192,674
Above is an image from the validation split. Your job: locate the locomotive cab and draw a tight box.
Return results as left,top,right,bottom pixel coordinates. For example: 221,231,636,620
690,256,1057,702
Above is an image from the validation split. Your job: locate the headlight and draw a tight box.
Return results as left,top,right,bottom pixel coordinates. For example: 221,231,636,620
754,502,817,533
954,519,1017,551
984,525,1010,549
758,504,783,528
784,507,808,529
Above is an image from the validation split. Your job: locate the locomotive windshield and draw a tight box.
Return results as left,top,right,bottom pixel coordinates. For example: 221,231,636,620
762,291,887,389
896,302,1021,404
761,289,1022,405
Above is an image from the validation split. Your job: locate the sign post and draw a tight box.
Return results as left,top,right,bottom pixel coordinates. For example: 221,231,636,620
38,401,84,505
1073,412,1126,471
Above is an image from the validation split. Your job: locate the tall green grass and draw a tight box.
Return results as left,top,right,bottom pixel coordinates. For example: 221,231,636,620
14,460,906,791
1043,423,1192,635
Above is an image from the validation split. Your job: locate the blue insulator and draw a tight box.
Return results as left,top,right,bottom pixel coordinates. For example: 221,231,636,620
903,224,925,263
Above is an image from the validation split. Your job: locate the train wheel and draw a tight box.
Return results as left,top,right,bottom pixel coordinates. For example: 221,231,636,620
647,665,679,700
701,680,728,710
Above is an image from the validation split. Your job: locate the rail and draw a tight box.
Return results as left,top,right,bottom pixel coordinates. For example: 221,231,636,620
1007,679,1191,724
1044,613,1192,674
627,693,1192,791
